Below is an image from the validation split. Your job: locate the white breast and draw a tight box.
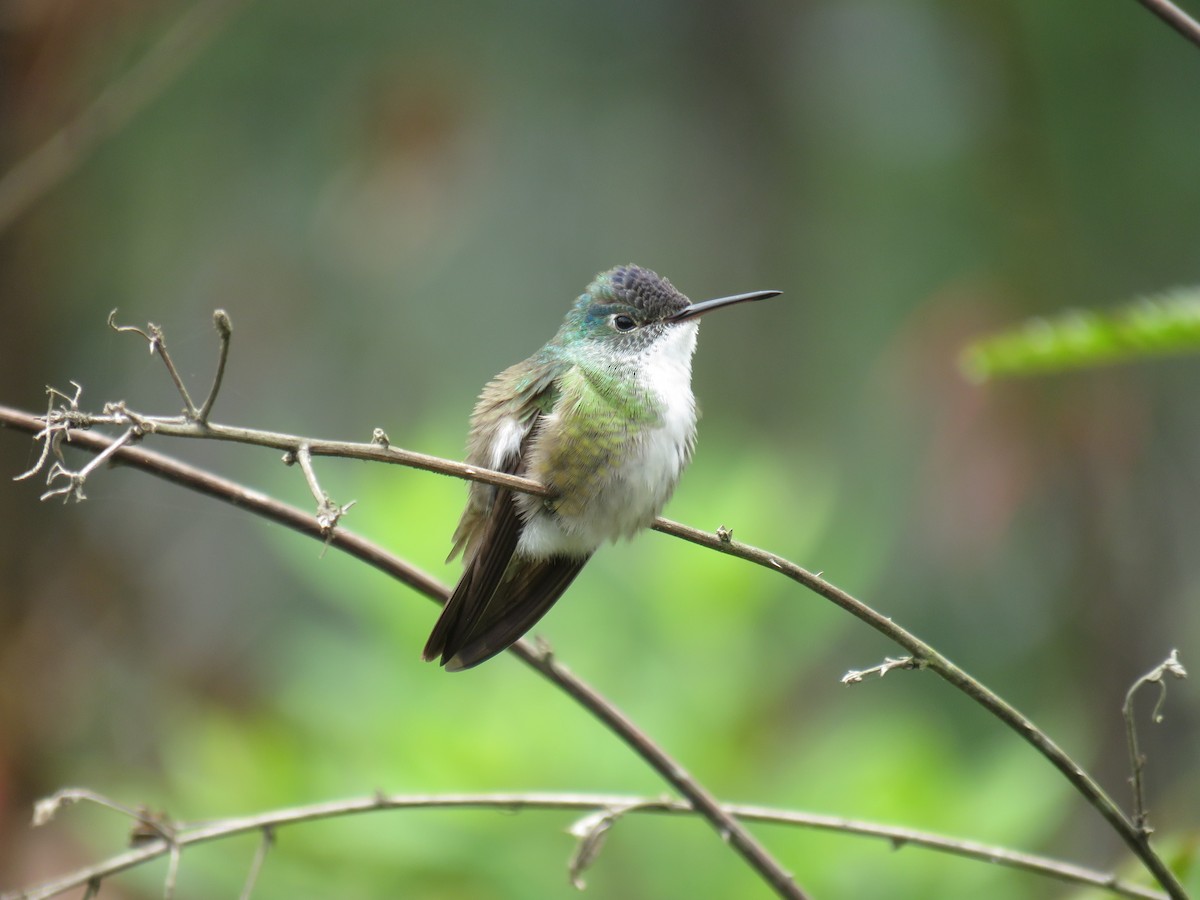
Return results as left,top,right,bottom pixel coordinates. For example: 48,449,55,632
622,320,698,514
518,321,699,557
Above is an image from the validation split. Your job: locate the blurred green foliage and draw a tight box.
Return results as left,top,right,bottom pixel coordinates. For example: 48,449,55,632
962,288,1200,381
2,1,1200,898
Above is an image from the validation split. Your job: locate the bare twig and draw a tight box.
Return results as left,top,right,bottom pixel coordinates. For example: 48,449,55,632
3,397,1190,896
16,399,548,501
109,311,199,419
287,443,355,538
841,655,922,684
163,842,181,900
647,519,1189,899
1133,0,1200,49
0,0,247,234
2,398,1191,897
0,404,804,900
14,383,82,482
237,828,274,900
41,426,140,502
1123,650,1188,833
2,789,1170,900
196,310,232,423
34,788,175,846
567,802,642,889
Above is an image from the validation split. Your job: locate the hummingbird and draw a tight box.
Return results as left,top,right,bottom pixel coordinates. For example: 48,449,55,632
423,265,782,671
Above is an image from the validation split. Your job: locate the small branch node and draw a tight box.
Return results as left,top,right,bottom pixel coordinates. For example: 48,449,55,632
129,805,177,847
842,656,921,685
531,633,555,664
102,400,156,433
293,444,353,540
213,308,233,339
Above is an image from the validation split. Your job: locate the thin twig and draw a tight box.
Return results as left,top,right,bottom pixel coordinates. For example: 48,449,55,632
1,790,1169,900
163,842,181,900
237,827,273,900
18,406,549,499
41,426,140,502
109,312,198,418
1123,650,1188,833
0,0,247,234
287,443,355,537
33,789,175,845
2,401,1191,897
0,404,804,900
14,383,81,481
1133,0,1200,49
841,655,922,684
649,517,1190,900
196,310,232,423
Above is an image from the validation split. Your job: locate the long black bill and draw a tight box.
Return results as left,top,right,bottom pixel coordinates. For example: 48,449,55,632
667,289,783,323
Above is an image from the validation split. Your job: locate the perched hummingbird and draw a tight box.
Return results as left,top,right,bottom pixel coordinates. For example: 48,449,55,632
423,265,782,670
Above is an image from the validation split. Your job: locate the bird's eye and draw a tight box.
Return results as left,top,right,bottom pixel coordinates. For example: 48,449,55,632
613,314,637,332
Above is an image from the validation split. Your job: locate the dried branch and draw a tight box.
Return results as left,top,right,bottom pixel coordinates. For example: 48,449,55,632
197,310,232,423
3,789,1169,900
0,404,804,900
647,519,1188,899
1,401,1189,897
285,443,355,539
109,311,200,419
237,827,273,900
1133,0,1200,49
1123,650,1188,833
0,307,1189,898
13,383,82,482
841,655,922,684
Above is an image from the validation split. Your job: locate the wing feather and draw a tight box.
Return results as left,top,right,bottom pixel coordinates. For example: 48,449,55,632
423,356,566,668
443,554,589,671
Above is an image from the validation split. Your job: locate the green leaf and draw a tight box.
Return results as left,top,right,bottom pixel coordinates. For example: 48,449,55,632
960,287,1200,382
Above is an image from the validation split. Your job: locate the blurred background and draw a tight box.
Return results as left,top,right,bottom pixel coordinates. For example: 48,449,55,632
2,1,1199,897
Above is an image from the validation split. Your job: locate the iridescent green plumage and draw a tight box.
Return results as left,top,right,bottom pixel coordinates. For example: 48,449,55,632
423,265,781,670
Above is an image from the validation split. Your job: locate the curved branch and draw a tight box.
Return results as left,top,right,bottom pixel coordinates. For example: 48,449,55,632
0,401,1187,897
3,789,1168,900
0,404,803,900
